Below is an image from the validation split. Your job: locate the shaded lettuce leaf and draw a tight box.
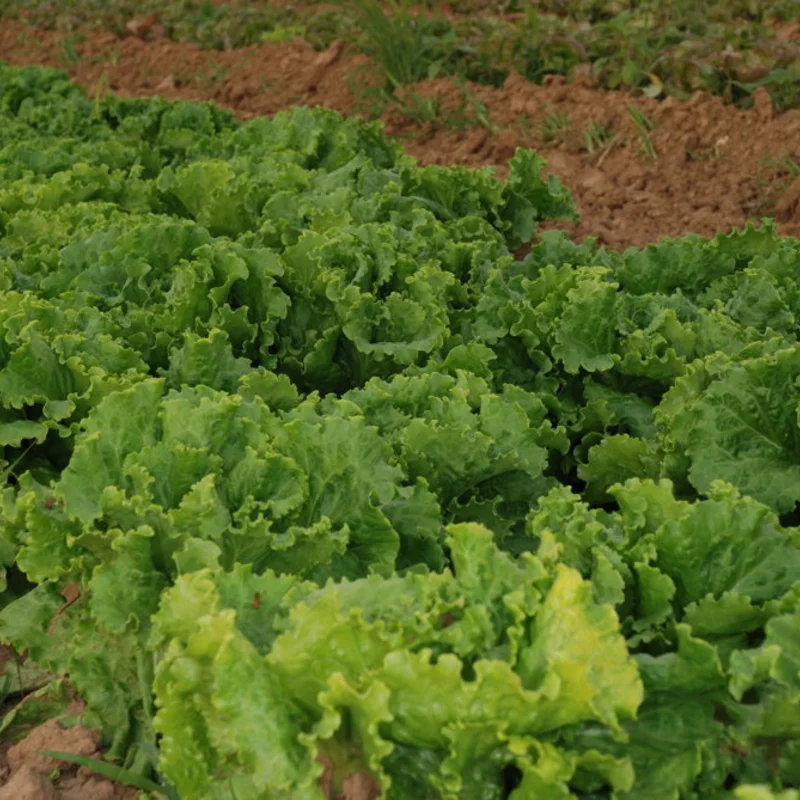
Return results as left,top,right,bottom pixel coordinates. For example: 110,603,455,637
578,435,661,504
341,370,566,514
652,482,800,610
565,625,727,800
655,345,800,511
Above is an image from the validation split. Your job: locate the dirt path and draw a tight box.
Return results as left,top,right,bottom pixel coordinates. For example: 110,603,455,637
2,19,800,247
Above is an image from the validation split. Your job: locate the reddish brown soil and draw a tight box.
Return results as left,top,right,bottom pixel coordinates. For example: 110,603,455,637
0,719,138,800
2,19,800,246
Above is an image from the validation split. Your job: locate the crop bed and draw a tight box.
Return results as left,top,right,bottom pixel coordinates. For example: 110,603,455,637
0,61,797,799
0,1,799,799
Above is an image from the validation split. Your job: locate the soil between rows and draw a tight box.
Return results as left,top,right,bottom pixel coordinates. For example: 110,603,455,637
1,18,800,248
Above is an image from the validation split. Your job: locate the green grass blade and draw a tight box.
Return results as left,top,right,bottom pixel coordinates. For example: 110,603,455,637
36,751,167,795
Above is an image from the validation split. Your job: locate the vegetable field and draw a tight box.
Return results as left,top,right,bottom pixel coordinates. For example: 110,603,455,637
0,10,798,800
1,2,800,249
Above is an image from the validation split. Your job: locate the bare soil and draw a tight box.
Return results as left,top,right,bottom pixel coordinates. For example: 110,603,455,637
0,719,138,800
1,18,800,247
